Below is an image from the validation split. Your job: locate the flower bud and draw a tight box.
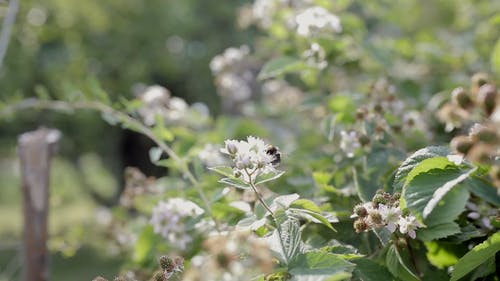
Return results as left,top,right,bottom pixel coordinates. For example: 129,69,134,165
373,103,384,114
369,211,383,225
372,194,387,206
471,126,499,144
467,144,495,163
151,271,165,281
477,84,497,116
355,108,367,120
354,219,368,233
226,142,238,155
450,135,474,155
358,134,370,146
159,256,174,271
354,205,368,217
471,73,489,96
451,87,473,109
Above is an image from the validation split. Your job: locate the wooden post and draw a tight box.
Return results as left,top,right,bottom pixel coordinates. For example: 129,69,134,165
18,128,61,281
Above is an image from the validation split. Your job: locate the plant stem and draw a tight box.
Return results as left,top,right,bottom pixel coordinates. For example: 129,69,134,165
405,237,422,277
2,99,220,231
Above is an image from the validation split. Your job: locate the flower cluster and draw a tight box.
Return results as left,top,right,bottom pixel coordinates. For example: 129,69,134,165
183,231,274,281
295,6,342,37
438,73,500,187
150,198,204,250
340,130,361,158
221,136,281,182
209,45,260,114
352,191,422,239
135,84,210,127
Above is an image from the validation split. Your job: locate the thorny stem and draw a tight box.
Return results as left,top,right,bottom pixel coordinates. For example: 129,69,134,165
244,168,290,264
2,99,220,231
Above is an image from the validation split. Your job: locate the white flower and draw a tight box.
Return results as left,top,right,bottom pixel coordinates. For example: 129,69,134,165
340,130,361,158
150,198,204,250
303,42,328,69
295,6,342,37
378,204,401,233
198,144,227,167
398,215,422,239
221,136,280,181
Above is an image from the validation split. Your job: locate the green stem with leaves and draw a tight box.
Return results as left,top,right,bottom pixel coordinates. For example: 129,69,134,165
2,99,220,230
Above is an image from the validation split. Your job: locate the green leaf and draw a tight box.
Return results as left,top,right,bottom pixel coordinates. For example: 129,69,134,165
353,258,395,281
289,251,355,281
258,56,309,80
404,168,470,224
288,208,336,231
290,199,322,213
255,170,286,185
404,157,456,188
492,37,500,77
133,225,154,264
425,241,463,269
386,245,420,281
416,222,460,241
393,147,450,192
265,218,303,264
466,177,500,207
219,177,250,190
208,166,234,178
450,232,500,281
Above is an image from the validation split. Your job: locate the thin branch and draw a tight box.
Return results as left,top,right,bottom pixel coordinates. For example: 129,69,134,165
1,98,220,230
0,0,19,71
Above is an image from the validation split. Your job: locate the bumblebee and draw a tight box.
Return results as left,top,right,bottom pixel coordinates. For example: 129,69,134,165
265,145,281,166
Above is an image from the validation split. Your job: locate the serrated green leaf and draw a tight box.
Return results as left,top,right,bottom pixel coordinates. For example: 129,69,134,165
450,232,500,281
386,245,420,281
288,208,336,231
417,222,460,241
289,251,355,281
258,56,308,80
404,157,456,188
404,168,470,224
290,199,322,213
265,218,303,264
219,177,250,190
353,258,395,281
393,146,450,192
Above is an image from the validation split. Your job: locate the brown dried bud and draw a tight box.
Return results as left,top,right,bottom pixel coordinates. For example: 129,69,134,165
450,135,474,155
150,271,165,281
477,84,497,116
369,211,383,225
354,219,368,233
451,87,473,109
354,205,368,217
471,126,499,144
471,73,489,97
355,107,368,120
358,134,370,146
159,256,174,271
467,143,496,163
373,103,384,114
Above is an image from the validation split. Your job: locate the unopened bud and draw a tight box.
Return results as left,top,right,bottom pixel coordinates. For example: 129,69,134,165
358,134,370,146
471,73,489,94
226,143,238,155
450,135,474,155
472,126,499,144
354,205,368,217
151,271,165,281
354,219,368,233
451,87,473,109
369,211,383,225
159,256,174,271
477,84,497,116
373,103,384,114
372,194,387,206
467,144,495,163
